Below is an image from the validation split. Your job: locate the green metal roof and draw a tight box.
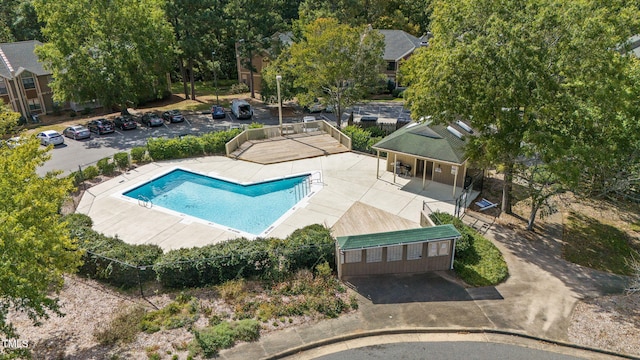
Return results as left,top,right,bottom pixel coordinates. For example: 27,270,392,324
372,121,469,164
337,224,461,250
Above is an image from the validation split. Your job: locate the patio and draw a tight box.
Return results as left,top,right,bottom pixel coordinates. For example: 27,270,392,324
76,153,475,251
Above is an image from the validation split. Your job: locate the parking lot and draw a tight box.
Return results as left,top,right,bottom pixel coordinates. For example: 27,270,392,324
37,101,408,176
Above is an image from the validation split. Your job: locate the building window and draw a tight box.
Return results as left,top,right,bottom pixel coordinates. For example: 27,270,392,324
386,245,403,262
407,243,423,260
27,98,41,112
344,250,362,264
366,248,382,263
0,78,7,94
387,61,396,71
428,241,451,257
439,241,450,256
21,73,36,89
428,242,438,257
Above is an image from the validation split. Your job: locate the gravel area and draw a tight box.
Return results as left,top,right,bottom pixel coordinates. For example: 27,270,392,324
568,293,640,357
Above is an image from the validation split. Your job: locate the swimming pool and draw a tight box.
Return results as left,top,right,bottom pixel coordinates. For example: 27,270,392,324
122,169,316,236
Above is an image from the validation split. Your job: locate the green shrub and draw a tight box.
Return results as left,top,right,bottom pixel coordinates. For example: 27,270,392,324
52,103,63,116
392,88,405,98
93,306,146,345
66,218,163,288
230,83,249,94
69,111,77,117
147,136,203,161
192,322,236,358
367,126,387,138
155,224,333,288
64,213,94,228
113,152,130,170
140,298,199,333
201,129,242,155
82,107,94,115
248,122,263,129
155,237,275,288
342,125,373,153
130,147,147,163
232,319,260,342
97,157,116,176
191,320,260,358
82,165,100,180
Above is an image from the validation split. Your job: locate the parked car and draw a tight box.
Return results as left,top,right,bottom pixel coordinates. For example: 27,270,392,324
162,110,185,123
231,99,253,120
211,105,226,119
114,115,138,130
63,125,91,140
36,130,64,146
304,99,325,113
87,118,115,134
141,113,164,127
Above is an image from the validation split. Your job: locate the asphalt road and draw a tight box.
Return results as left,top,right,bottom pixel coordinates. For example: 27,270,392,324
314,342,584,360
36,102,406,176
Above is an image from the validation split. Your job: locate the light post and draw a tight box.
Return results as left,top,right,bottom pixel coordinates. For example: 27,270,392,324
211,51,219,105
276,74,283,136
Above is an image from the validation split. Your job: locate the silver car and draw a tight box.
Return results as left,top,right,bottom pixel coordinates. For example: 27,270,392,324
63,125,91,140
36,130,64,146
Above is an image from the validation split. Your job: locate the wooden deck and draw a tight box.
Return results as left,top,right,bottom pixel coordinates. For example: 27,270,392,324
332,201,421,238
230,131,350,164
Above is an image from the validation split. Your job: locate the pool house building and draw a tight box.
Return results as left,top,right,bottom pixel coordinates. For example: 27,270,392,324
372,120,473,192
335,225,462,279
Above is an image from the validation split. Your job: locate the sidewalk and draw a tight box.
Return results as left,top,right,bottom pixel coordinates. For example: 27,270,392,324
219,211,630,359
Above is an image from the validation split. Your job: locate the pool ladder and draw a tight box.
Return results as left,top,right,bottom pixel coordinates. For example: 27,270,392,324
137,195,153,208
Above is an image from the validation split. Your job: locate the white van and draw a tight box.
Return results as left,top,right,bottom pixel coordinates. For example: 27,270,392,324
231,99,253,120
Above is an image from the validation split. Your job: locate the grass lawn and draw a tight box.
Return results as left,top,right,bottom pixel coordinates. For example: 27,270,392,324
170,79,236,98
563,212,640,275
431,212,509,286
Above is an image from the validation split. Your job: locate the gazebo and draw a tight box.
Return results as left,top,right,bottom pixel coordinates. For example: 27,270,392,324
372,120,473,192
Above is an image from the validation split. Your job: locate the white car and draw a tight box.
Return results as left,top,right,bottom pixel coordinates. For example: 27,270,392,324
36,130,64,146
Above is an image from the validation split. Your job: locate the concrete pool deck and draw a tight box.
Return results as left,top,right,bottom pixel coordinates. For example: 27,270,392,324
77,153,474,250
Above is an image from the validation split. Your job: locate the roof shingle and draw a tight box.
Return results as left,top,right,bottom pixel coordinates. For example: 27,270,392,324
0,40,47,79
337,224,461,250
372,121,470,164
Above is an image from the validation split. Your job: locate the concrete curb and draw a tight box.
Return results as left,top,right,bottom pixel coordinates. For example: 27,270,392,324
262,328,640,360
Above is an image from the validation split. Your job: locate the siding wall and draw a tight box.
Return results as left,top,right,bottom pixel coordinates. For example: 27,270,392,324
338,240,454,278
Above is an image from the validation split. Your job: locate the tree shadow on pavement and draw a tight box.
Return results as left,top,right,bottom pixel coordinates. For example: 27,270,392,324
488,213,630,298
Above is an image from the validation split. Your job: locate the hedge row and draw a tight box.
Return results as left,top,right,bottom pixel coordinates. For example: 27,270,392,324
155,224,335,288
64,214,335,289
147,129,242,161
64,214,163,288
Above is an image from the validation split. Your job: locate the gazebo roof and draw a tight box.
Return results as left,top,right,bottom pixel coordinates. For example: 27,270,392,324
337,224,461,251
372,121,471,164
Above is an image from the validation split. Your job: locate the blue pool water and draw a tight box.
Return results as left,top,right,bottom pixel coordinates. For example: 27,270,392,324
123,169,311,235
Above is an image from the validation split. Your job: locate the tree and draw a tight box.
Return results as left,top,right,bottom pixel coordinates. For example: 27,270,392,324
0,103,82,356
514,154,564,231
286,18,385,128
11,0,43,41
33,0,174,110
297,0,431,36
403,0,640,228
166,0,222,100
225,0,284,98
